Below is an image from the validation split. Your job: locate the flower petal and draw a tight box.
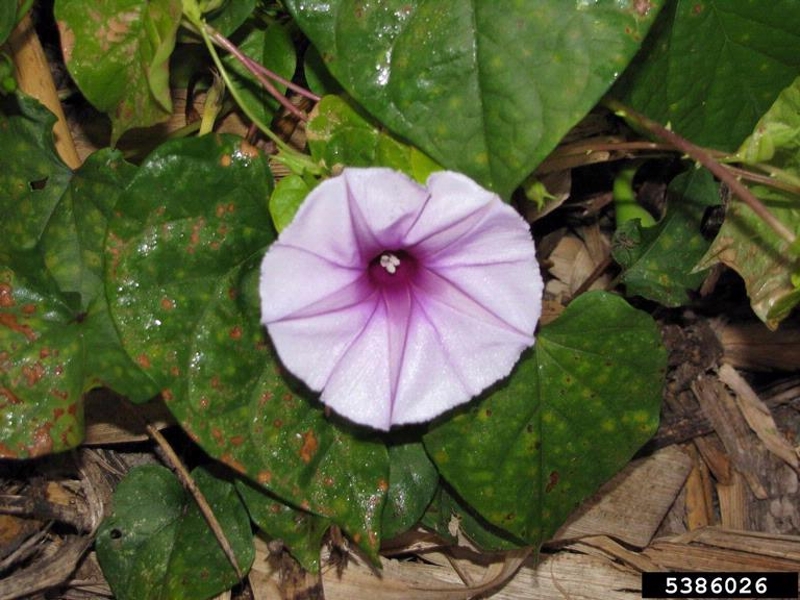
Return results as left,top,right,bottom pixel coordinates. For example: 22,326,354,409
340,168,431,251
265,286,379,392
260,167,544,430
388,268,536,425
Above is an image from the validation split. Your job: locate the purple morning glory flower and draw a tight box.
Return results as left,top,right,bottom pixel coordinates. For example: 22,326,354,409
259,168,543,430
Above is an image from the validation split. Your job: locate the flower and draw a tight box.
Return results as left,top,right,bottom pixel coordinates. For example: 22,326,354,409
259,168,543,430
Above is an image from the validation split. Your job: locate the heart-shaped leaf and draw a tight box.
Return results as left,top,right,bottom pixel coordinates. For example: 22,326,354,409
613,168,720,306
424,291,666,547
380,441,439,540
0,95,156,457
55,0,182,141
236,479,330,573
285,0,663,197
96,465,254,600
105,135,390,559
615,0,800,152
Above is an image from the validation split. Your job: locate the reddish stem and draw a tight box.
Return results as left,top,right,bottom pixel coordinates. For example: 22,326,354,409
604,98,797,246
206,24,320,122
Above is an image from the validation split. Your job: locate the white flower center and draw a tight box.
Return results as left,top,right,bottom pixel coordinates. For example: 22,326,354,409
379,253,401,275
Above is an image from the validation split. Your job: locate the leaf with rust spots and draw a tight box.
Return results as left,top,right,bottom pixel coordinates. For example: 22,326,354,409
97,465,254,600
299,430,318,463
54,0,183,141
0,256,85,458
1,98,157,457
425,292,665,548
103,135,389,559
0,94,72,251
237,478,330,573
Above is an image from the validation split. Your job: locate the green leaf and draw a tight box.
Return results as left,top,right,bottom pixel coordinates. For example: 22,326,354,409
269,174,311,232
105,135,389,560
380,441,438,540
105,135,273,398
182,265,389,560
0,98,155,458
0,93,73,251
615,0,800,151
206,0,256,36
55,0,183,142
424,291,665,547
306,95,439,179
736,75,800,174
224,22,297,125
285,0,663,197
0,2,17,46
236,479,329,573
0,253,86,458
696,77,800,328
97,465,254,600
696,190,800,328
612,168,720,306
421,486,522,551
41,150,159,400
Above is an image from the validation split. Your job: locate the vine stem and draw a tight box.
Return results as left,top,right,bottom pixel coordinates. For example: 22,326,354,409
145,421,244,581
205,24,320,110
603,98,797,246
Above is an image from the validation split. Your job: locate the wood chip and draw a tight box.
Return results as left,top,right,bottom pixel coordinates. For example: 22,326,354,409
692,376,771,499
718,364,799,470
553,446,692,547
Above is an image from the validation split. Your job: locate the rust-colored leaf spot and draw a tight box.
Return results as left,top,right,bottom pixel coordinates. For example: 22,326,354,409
1,313,37,341
692,2,703,15
236,140,260,160
219,154,232,167
377,478,389,492
0,283,14,307
299,429,318,464
259,391,274,406
30,423,54,456
229,435,245,446
229,326,242,340
323,475,334,486
273,418,283,429
136,354,151,369
198,397,210,410
49,388,68,401
22,362,45,386
186,217,206,254
21,304,36,315
211,427,224,445
162,388,174,401
160,297,175,310
258,470,272,484
221,453,246,473
1,387,22,406
545,470,560,493
269,503,281,514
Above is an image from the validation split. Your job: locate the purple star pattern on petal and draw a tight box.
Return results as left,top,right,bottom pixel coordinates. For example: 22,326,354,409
260,168,543,430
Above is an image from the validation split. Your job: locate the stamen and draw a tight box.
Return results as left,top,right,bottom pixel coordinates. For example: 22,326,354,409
379,253,401,275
